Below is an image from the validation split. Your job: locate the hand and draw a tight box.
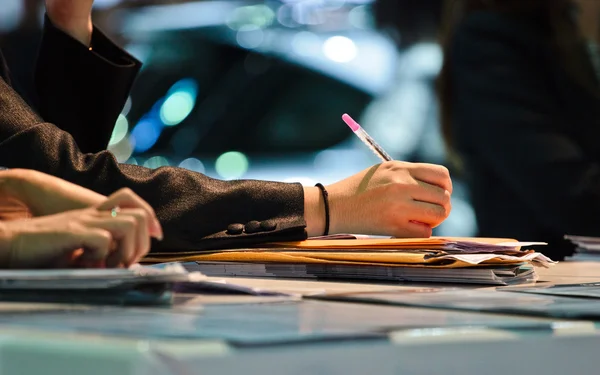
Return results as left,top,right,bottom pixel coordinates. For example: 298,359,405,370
3,169,110,217
45,0,94,46
304,161,452,238
2,189,162,269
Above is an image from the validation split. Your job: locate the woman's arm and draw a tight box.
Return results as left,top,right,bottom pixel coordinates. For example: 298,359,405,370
0,75,451,253
0,169,104,217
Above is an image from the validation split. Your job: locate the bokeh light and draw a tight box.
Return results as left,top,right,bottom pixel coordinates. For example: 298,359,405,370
236,25,265,49
143,156,170,169
179,158,206,173
122,96,133,116
160,78,198,126
107,136,134,163
131,117,163,153
291,31,321,57
109,114,129,146
226,4,275,30
323,36,357,63
215,151,249,180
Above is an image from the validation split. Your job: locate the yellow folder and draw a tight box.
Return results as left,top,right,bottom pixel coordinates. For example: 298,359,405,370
143,237,530,269
266,237,520,250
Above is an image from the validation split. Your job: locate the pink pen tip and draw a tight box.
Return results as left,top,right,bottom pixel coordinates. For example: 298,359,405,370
342,113,360,132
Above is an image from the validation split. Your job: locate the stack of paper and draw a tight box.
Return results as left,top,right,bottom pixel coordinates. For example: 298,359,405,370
144,237,554,285
565,235,600,260
0,263,204,305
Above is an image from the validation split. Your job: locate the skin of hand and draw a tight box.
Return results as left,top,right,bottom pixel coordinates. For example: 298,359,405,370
304,161,452,238
0,189,163,269
0,169,140,220
45,0,94,46
1,170,163,239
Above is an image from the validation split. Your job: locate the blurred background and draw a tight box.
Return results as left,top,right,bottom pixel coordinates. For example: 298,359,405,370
0,0,476,236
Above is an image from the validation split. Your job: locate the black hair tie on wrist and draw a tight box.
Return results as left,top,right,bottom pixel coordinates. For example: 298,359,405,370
315,183,330,236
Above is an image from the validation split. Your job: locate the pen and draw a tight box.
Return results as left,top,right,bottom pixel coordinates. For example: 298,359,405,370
342,113,429,228
342,113,393,162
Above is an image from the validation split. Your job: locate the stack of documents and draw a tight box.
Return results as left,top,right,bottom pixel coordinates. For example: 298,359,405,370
0,263,203,305
565,235,600,260
144,237,554,285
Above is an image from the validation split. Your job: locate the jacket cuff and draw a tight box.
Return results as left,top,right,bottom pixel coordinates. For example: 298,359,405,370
41,14,140,69
36,15,142,152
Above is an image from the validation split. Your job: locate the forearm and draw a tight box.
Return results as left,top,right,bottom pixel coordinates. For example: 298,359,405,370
0,169,104,217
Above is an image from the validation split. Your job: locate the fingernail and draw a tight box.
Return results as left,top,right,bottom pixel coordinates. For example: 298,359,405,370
152,221,164,241
410,220,431,227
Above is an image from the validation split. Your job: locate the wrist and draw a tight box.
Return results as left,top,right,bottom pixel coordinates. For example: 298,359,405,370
303,186,325,236
47,13,93,47
0,169,27,203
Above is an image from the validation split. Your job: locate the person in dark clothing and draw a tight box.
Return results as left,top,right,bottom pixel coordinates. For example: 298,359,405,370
437,0,600,259
0,0,453,255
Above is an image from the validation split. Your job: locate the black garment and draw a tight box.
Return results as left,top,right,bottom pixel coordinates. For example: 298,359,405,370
0,17,307,252
447,10,600,259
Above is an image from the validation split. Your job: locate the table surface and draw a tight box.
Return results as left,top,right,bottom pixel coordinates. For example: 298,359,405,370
2,261,600,375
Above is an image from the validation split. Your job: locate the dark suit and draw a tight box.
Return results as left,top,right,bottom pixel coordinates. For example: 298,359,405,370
0,18,307,252
448,9,600,259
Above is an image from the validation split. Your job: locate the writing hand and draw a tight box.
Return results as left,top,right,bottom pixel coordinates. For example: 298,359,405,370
304,161,452,237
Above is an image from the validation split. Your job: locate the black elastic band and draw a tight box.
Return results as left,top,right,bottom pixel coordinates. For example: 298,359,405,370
315,183,330,236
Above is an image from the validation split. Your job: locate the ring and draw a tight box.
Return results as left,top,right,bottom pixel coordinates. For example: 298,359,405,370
111,207,120,218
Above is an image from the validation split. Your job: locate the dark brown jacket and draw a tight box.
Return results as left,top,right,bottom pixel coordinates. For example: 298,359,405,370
0,17,307,252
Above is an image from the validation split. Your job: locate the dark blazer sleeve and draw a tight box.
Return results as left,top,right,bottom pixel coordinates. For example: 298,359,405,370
34,15,140,154
449,11,600,238
0,75,306,253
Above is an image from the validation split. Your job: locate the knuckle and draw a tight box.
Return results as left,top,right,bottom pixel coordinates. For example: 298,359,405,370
437,165,450,177
446,202,452,217
384,161,407,173
126,208,146,219
117,187,134,197
119,216,138,231
426,205,446,222
96,230,113,246
444,189,452,201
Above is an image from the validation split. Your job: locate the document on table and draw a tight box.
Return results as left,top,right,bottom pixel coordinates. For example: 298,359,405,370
317,289,600,320
0,263,197,290
144,237,553,286
183,262,538,286
0,263,206,306
506,282,600,299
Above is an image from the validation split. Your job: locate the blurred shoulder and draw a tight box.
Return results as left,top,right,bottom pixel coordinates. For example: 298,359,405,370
451,9,553,64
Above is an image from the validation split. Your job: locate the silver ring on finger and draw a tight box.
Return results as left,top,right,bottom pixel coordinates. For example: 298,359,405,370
111,206,120,218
